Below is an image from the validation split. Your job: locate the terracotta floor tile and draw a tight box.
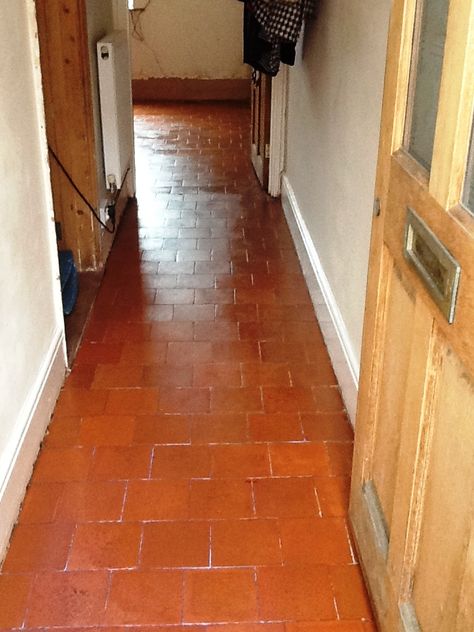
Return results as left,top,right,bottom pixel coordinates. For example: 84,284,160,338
156,288,195,304
56,481,125,522
195,261,231,275
55,388,108,416
43,415,81,448
314,477,351,517
141,521,210,567
17,482,63,523
326,443,354,476
150,321,194,341
330,565,373,620
190,479,253,519
248,413,304,442
253,478,318,518
26,571,109,627
195,288,234,304
258,305,316,323
212,341,260,362
194,321,240,341
0,573,31,628
79,415,136,446
174,304,215,321
194,363,242,387
106,388,159,415
167,341,214,366
269,443,331,477
216,304,258,322
105,570,183,624
66,363,96,388
158,261,195,275
133,414,191,445
286,622,367,631
32,447,92,482
89,445,152,480
312,386,345,412
263,386,317,413
68,522,142,569
152,445,212,478
191,413,248,444
159,387,210,413
211,387,262,413
75,342,123,365
289,362,337,387
120,341,167,365
260,341,307,364
212,519,281,566
208,625,284,632
238,321,284,342
103,321,152,343
183,569,257,623
2,523,73,572
211,444,270,478
242,362,291,387
178,273,215,288
301,413,354,442
92,364,144,388
279,517,353,565
142,363,193,387
128,303,174,321
257,566,336,621
124,479,190,520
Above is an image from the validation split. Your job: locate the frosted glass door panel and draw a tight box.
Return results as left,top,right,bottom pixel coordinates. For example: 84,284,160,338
406,0,450,171
463,122,474,216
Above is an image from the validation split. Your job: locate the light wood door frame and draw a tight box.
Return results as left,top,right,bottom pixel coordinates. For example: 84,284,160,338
36,0,102,271
350,0,474,630
251,71,272,190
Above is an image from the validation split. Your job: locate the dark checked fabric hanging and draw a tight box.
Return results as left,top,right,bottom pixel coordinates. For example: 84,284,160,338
240,0,317,76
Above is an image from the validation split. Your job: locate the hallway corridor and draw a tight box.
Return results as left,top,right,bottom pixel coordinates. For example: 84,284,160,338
0,103,375,630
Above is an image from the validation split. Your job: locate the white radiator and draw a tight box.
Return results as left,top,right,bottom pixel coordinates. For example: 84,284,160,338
97,30,133,191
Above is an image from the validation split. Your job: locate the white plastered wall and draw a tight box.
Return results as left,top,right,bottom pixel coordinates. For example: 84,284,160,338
0,1,66,558
282,0,391,422
130,0,247,80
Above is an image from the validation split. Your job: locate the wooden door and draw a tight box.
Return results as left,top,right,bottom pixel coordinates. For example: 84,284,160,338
251,71,272,190
36,0,101,271
350,1,474,630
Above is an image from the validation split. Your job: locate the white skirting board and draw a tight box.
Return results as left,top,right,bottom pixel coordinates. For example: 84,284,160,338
0,331,66,562
281,175,359,424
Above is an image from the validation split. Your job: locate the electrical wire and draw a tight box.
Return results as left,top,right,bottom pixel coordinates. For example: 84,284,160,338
129,0,151,42
48,145,118,234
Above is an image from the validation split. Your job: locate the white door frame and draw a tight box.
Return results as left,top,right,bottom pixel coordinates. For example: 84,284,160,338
268,65,289,197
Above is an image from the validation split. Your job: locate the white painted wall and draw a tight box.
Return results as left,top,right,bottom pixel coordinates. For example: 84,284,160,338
283,0,391,420
130,0,247,80
0,1,66,557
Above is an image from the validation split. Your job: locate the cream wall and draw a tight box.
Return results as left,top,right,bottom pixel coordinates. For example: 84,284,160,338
0,1,66,557
130,0,247,80
283,0,391,420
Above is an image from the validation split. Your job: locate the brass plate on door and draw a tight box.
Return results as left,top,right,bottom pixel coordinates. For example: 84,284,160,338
404,208,461,323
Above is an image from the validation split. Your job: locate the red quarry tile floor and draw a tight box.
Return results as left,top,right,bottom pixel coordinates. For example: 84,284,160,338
0,102,376,631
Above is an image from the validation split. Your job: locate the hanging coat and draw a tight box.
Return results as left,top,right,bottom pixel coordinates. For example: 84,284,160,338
241,0,317,76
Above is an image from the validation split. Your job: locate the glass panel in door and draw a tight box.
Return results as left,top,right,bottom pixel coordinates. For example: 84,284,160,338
405,0,450,171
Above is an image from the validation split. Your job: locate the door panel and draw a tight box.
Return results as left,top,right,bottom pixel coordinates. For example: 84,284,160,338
350,1,474,630
411,349,474,630
371,265,415,533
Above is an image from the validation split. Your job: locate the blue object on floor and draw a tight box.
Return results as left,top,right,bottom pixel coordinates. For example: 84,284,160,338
58,250,78,315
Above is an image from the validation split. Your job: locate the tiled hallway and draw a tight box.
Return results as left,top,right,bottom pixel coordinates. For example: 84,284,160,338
0,103,375,631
